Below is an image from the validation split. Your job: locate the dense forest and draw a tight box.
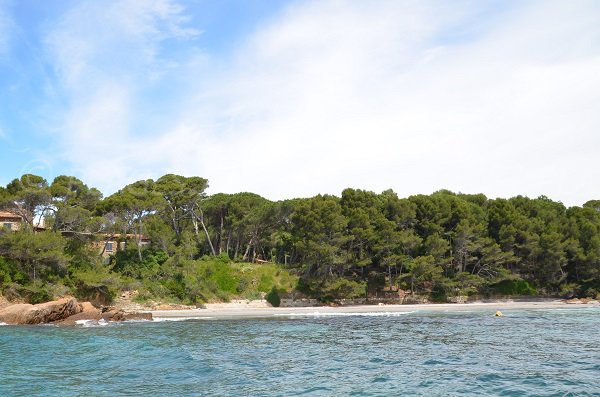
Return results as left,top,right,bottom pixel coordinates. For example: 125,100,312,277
1,173,599,305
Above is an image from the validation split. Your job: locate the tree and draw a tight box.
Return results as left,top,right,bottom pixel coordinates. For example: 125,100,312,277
4,174,51,229
291,195,350,279
0,230,68,281
49,175,102,232
99,180,161,262
406,255,444,294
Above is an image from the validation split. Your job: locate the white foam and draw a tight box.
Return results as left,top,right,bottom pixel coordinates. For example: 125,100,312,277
275,311,414,318
0,322,7,326
153,316,215,322
75,319,109,327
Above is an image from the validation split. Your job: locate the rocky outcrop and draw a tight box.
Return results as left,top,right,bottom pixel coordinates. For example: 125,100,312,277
57,303,152,325
0,298,153,325
0,297,82,324
99,308,153,322
55,302,103,325
0,294,11,310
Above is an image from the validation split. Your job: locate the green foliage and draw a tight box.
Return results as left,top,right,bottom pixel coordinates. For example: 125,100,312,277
0,231,69,280
2,171,600,304
70,264,124,303
318,278,366,301
266,287,281,307
0,257,27,285
489,279,537,296
2,281,52,304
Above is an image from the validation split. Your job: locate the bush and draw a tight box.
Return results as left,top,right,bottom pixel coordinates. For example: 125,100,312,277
559,283,580,298
489,279,536,295
70,265,124,304
2,281,52,304
0,257,27,286
319,278,366,302
266,287,281,307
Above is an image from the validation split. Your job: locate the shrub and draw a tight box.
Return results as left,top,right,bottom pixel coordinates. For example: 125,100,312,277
489,279,536,295
319,278,366,301
266,287,281,307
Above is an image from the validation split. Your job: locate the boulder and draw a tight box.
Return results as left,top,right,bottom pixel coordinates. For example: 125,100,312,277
99,308,152,322
0,294,11,310
56,302,103,325
565,298,582,304
0,297,82,324
123,312,153,321
101,308,125,322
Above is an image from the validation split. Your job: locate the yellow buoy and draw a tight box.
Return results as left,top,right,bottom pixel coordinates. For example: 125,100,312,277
495,310,504,317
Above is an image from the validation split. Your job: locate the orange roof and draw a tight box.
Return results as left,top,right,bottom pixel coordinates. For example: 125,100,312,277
0,211,22,219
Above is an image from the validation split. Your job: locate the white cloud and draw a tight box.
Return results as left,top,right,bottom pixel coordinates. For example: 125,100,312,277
48,0,600,206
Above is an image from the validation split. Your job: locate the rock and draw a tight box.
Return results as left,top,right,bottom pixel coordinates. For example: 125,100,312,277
101,308,125,322
565,298,582,304
0,297,82,325
0,298,152,325
448,295,468,304
100,308,152,322
123,312,153,321
56,302,103,325
76,286,113,307
0,304,34,324
0,294,11,310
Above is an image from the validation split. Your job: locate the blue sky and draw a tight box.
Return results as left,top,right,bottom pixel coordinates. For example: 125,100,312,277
0,0,599,206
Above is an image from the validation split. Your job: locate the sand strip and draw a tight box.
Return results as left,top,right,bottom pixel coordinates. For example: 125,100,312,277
151,300,598,320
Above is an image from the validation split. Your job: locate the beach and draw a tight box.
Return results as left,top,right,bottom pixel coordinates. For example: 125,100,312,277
150,299,598,320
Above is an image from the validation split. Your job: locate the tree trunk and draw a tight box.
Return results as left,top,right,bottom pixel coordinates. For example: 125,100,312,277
199,216,216,256
242,237,253,261
218,212,224,255
234,238,240,259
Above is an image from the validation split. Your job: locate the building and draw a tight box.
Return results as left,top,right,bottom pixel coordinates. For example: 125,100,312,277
96,234,151,258
0,211,23,232
1,210,151,258
61,232,151,259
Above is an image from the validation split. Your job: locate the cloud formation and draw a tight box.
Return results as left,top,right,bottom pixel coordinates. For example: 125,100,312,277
43,0,600,206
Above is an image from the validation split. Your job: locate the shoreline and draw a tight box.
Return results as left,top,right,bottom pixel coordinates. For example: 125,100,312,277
151,300,599,320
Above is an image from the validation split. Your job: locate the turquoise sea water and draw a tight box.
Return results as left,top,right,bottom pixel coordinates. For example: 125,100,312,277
1,307,599,396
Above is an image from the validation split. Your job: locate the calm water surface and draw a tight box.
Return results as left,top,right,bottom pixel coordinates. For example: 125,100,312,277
1,308,599,396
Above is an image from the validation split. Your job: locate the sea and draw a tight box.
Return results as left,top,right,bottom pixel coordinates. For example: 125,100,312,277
1,307,599,396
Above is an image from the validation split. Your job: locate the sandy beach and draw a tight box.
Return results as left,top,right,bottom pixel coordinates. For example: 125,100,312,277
151,300,599,320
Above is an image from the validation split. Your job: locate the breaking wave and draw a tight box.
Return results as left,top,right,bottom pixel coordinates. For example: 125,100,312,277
153,316,216,322
275,311,415,317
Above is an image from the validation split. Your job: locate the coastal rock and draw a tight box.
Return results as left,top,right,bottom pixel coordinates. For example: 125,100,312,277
0,297,82,324
123,312,153,321
0,294,11,310
101,308,125,322
56,302,103,325
100,308,152,322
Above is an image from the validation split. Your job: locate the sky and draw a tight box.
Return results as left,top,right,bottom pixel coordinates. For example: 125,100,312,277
0,0,599,207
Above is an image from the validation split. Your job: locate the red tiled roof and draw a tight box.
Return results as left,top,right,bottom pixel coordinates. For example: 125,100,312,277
0,211,22,219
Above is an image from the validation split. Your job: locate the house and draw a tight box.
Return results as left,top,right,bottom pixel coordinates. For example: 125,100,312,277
0,211,23,232
61,232,151,259
0,210,151,258
96,234,151,258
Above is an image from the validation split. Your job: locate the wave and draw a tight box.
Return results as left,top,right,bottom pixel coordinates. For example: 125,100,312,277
275,311,414,317
153,316,216,322
75,319,110,327
0,322,6,326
